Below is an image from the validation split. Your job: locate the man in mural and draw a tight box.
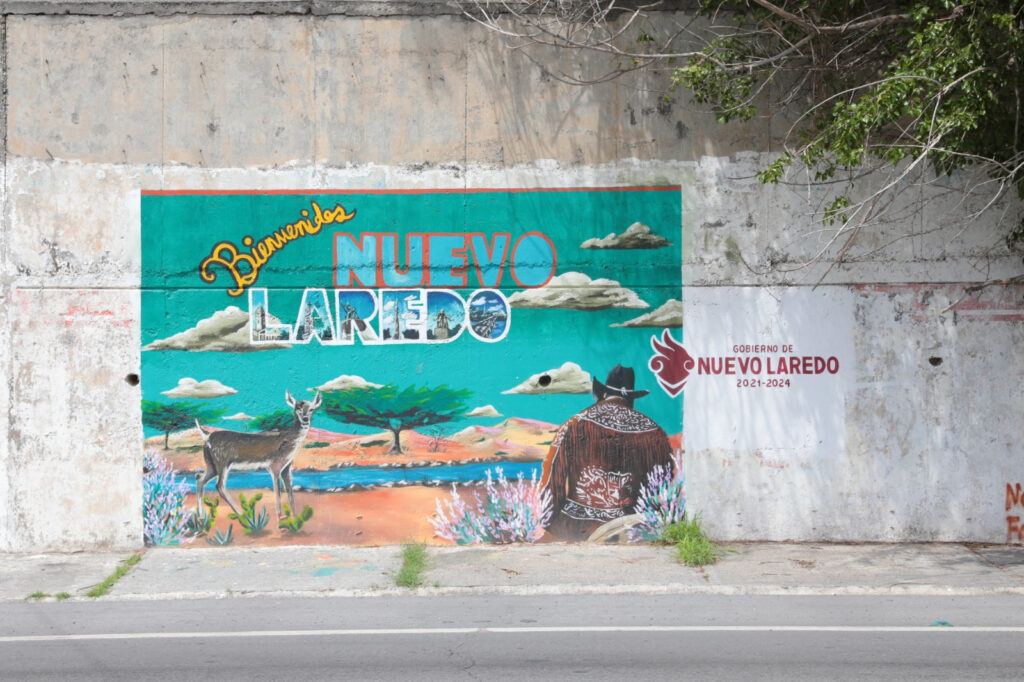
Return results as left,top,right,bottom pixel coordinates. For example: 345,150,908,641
540,365,674,540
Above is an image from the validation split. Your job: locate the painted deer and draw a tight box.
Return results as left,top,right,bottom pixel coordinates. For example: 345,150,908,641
195,391,322,519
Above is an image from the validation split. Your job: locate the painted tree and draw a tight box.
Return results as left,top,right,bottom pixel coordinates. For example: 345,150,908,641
320,385,471,454
142,400,227,449
466,0,1024,280
246,409,296,432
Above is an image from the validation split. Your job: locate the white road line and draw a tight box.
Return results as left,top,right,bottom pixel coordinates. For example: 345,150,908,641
2,625,1024,642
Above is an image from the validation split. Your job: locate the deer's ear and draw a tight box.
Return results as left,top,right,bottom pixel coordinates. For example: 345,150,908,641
285,390,295,407
312,392,322,409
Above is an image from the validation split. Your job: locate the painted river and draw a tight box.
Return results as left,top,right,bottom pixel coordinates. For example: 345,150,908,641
186,461,542,492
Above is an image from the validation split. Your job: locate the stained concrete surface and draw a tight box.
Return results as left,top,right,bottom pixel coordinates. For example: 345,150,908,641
3,543,1024,602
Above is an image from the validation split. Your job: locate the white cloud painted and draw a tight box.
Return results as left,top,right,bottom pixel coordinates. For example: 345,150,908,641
223,412,255,421
580,222,671,249
465,404,503,418
507,272,648,310
502,361,591,395
162,377,238,399
143,306,290,352
611,299,683,328
312,374,384,392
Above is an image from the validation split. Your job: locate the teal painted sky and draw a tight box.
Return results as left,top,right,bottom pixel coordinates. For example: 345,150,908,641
141,188,683,437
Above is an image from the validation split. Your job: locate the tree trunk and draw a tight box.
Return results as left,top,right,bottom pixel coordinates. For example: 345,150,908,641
388,427,403,454
164,431,170,449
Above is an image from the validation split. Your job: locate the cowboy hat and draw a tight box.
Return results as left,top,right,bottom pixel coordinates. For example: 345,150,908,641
592,365,649,403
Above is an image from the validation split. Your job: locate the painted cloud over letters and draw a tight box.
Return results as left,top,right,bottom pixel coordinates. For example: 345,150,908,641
161,377,238,399
611,299,682,328
143,306,291,352
502,361,592,395
507,272,648,310
580,222,671,249
312,374,384,392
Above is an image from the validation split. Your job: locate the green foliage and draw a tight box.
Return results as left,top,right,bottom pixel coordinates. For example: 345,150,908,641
662,514,723,567
142,400,227,448
188,497,219,536
26,591,49,600
278,504,314,533
206,524,234,546
247,409,296,432
320,384,471,454
228,493,269,534
87,554,142,598
395,543,429,588
674,36,757,123
54,592,71,601
676,0,1024,247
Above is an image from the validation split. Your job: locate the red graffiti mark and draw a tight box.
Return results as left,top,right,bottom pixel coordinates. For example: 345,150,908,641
1004,484,1023,543
1006,483,1023,511
854,283,1024,322
57,302,132,328
1008,516,1023,542
648,329,693,398
755,450,789,470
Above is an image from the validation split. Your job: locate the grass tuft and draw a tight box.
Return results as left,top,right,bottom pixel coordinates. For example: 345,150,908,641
26,591,49,600
54,592,71,601
662,514,723,566
86,553,142,598
395,543,429,588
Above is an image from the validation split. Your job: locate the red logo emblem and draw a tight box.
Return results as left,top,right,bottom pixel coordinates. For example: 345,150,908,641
648,329,693,398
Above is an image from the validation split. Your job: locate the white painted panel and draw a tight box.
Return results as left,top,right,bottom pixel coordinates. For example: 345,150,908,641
683,286,855,460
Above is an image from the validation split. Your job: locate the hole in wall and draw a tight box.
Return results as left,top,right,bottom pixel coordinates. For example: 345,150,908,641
928,357,943,367
538,374,552,387
125,373,140,386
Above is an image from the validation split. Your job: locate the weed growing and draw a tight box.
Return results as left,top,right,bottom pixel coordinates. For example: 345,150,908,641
86,554,142,598
395,543,428,588
662,514,723,566
54,592,71,601
26,591,49,600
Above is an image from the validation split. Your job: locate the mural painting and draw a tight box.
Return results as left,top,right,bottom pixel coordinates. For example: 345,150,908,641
141,188,684,546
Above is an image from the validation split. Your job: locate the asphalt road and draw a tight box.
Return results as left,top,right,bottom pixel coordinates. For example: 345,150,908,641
2,594,1023,681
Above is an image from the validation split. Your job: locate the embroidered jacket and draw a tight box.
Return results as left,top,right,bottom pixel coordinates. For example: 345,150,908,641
540,397,673,534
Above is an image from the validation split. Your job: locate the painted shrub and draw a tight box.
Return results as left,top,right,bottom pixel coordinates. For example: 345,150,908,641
141,188,684,545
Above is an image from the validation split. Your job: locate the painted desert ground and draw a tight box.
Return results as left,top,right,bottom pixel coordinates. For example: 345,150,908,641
145,417,559,546
145,419,684,547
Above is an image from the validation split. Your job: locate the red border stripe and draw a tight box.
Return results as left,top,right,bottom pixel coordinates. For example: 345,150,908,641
140,185,681,196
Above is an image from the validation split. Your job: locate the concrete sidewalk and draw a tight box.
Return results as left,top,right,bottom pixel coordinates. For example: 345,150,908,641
3,542,1024,602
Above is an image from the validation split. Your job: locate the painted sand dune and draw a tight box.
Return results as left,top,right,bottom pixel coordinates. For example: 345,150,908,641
146,417,561,472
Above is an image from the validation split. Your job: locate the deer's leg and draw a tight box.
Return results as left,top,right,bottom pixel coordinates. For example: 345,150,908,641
215,465,243,516
281,464,295,514
196,467,216,518
269,463,284,518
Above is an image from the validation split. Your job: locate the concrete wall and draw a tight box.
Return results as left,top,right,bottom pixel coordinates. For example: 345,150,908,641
1,1,1021,550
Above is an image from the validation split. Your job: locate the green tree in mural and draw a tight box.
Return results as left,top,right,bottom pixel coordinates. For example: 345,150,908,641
246,409,297,432
142,400,227,449
320,385,471,455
